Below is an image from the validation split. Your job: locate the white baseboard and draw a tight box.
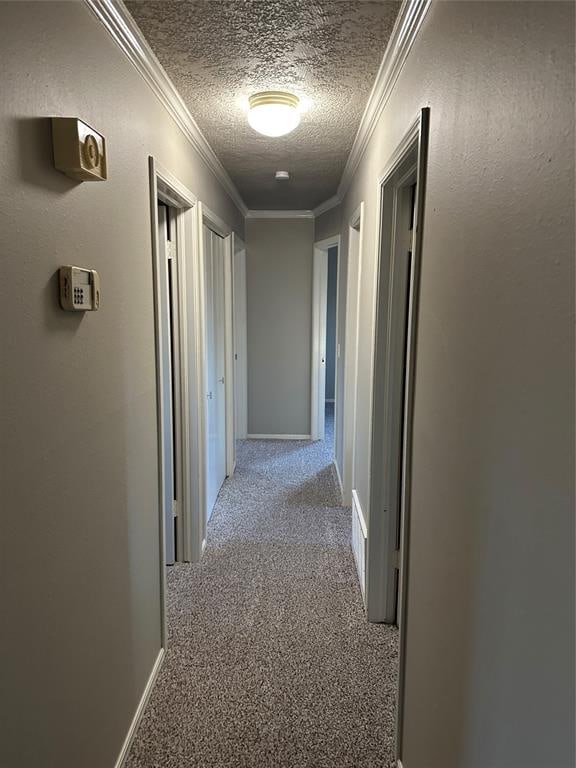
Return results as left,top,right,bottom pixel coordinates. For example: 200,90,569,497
332,458,344,501
351,490,368,537
247,434,311,440
351,489,368,602
114,647,165,768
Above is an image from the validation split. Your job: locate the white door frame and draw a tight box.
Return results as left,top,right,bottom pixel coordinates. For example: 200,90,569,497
367,153,419,627
342,205,365,506
359,109,430,763
155,202,176,569
311,235,340,442
232,234,248,440
149,157,206,646
199,205,236,482
311,249,327,441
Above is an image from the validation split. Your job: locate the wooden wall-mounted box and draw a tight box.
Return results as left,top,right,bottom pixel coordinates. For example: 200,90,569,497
51,117,107,181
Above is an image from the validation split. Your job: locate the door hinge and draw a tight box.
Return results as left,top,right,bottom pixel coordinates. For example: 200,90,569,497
172,500,178,519
167,241,176,260
393,549,401,569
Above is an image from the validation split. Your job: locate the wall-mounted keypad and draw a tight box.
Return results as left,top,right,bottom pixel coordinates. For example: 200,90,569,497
59,266,100,312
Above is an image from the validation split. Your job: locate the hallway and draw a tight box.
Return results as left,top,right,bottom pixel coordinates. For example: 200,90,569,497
126,424,398,767
2,2,573,767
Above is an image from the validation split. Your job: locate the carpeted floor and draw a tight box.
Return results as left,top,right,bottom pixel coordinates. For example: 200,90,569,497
125,405,399,768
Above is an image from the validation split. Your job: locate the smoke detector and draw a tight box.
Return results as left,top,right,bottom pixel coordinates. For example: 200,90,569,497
275,171,290,181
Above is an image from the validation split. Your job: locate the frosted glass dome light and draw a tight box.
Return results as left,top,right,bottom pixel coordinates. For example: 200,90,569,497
248,91,301,137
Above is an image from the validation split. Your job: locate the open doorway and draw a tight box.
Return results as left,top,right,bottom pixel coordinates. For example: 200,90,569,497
311,235,340,451
149,158,208,585
156,200,180,566
350,108,429,762
367,110,430,630
324,246,338,451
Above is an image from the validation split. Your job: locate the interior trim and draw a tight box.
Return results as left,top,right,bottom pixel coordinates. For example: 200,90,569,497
84,0,248,216
337,0,432,199
202,204,233,237
246,210,314,219
308,0,431,217
312,195,341,217
314,235,341,251
332,459,344,501
247,434,312,440
84,0,430,222
114,649,165,768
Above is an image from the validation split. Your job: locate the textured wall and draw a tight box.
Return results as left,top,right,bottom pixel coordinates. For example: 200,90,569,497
336,2,575,766
125,1,400,210
246,218,314,435
0,3,243,767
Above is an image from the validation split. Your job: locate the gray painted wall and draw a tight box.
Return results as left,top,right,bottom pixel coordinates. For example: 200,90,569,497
325,246,338,401
245,218,314,435
314,203,341,242
0,3,243,767
335,2,575,766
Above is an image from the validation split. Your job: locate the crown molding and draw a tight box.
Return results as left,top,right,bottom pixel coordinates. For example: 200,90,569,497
246,210,314,220
247,198,341,220
84,0,430,224
337,0,432,200
312,194,342,218
84,0,248,216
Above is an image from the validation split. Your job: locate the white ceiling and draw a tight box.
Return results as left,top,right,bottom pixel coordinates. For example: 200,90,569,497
125,1,401,210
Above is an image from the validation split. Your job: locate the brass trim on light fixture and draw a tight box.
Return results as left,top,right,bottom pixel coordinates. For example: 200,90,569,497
248,91,300,110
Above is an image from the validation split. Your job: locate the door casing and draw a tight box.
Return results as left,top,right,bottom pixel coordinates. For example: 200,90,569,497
367,156,417,626
199,205,236,522
342,206,364,506
156,202,178,567
311,235,340,445
203,225,228,519
359,109,430,761
232,235,248,440
149,157,207,649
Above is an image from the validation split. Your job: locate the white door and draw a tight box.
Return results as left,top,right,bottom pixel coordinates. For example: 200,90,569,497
204,226,227,520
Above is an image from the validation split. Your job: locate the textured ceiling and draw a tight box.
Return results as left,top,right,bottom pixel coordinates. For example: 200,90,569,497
126,1,401,210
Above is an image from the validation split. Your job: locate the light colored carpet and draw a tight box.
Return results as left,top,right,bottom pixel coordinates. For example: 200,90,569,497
126,406,398,767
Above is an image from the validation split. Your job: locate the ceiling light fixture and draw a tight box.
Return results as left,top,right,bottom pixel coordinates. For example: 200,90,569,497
248,91,300,137
275,170,290,180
